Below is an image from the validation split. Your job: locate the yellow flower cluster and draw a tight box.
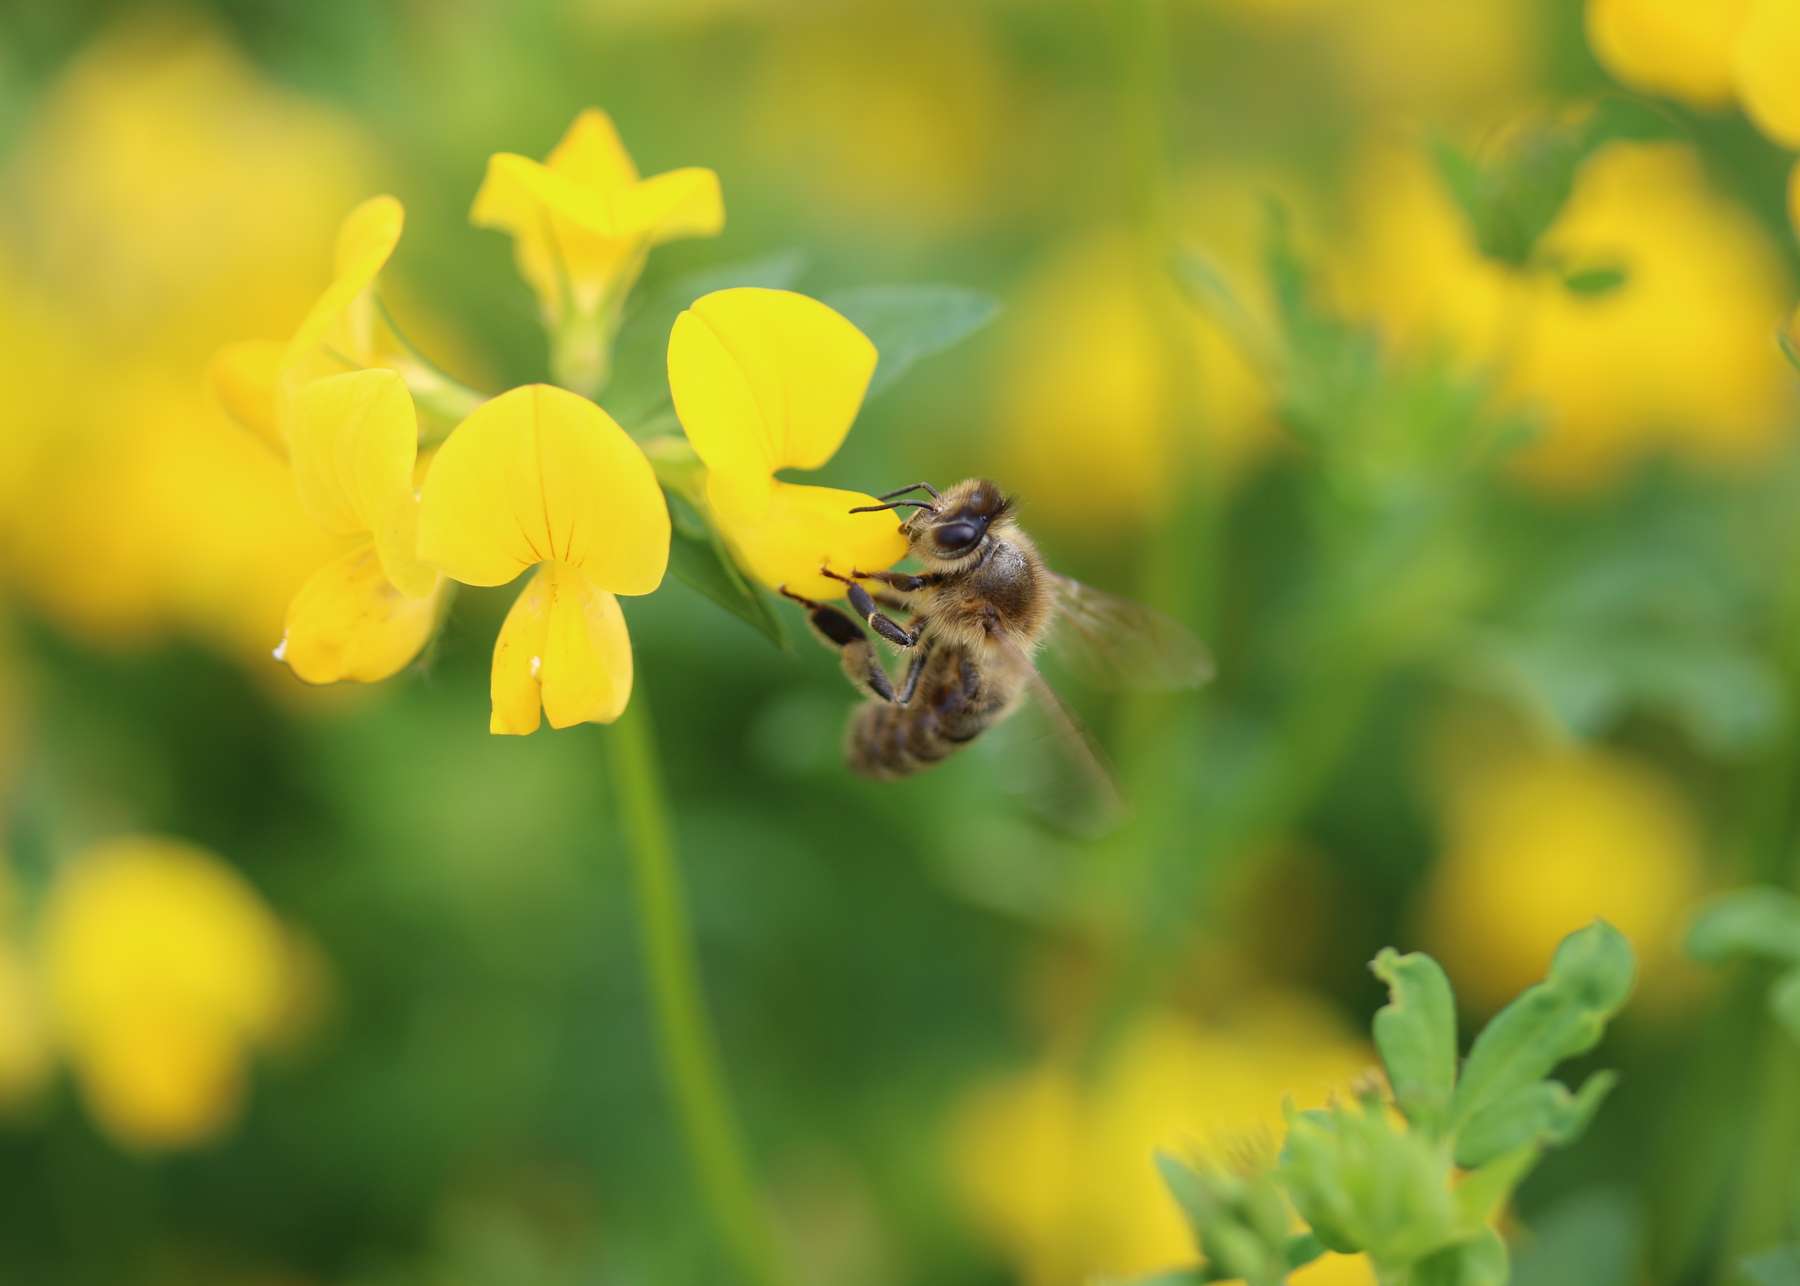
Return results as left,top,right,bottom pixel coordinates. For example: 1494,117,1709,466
1351,140,1792,489
1,838,314,1151
214,110,904,733
1590,0,1800,238
992,224,1275,531
1421,734,1705,1014
949,1001,1374,1285
0,19,366,663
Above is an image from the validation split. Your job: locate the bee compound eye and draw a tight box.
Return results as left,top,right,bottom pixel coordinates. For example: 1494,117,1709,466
935,520,980,551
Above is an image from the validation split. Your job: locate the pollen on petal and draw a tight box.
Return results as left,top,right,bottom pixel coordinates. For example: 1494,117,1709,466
272,636,289,663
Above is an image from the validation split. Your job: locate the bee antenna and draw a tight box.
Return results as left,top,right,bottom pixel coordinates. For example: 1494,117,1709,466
848,499,937,514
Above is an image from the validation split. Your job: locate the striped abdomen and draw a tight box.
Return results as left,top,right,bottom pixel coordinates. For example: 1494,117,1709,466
846,644,1015,779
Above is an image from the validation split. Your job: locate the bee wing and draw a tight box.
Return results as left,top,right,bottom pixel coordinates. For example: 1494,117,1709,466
1046,573,1216,691
991,629,1127,825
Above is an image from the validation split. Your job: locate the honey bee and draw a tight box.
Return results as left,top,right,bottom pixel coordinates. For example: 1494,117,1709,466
778,478,1213,785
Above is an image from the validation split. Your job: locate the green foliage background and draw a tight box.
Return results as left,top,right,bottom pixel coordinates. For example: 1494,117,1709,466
2,1,1799,1284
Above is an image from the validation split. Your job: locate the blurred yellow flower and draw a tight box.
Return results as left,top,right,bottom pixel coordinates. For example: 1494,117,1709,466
991,230,1274,531
1586,0,1752,108
0,940,50,1112
276,370,447,685
667,288,908,600
1351,140,1791,489
1328,0,1540,120
0,17,375,665
419,384,670,734
212,194,406,454
1734,0,1800,148
747,10,1014,234
473,108,722,389
950,1002,1374,1285
39,837,305,1150
1422,743,1705,1014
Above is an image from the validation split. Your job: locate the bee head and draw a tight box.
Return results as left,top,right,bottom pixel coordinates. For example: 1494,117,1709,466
848,479,1015,564
916,478,1004,555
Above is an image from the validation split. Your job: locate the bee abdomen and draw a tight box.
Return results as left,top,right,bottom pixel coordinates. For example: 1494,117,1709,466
845,649,1000,779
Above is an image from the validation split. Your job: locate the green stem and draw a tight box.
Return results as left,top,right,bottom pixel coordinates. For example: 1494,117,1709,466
605,695,792,1286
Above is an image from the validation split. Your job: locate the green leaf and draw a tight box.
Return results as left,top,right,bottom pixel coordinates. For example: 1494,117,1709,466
1742,1244,1800,1286
1771,969,1800,1040
1412,1229,1509,1286
1453,1072,1616,1169
1370,948,1458,1138
1447,921,1634,1141
1688,887,1800,966
823,284,998,398
661,488,789,651
606,249,809,428
1560,263,1629,297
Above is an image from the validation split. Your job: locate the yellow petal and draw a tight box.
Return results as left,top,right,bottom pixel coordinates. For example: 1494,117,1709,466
1586,0,1751,107
288,370,435,596
627,167,725,244
709,477,909,600
73,1010,243,1151
418,383,670,593
1736,0,1800,147
474,152,632,239
281,542,443,685
471,153,646,318
489,562,633,734
547,107,640,189
669,289,877,482
280,195,405,404
208,339,283,453
470,115,720,319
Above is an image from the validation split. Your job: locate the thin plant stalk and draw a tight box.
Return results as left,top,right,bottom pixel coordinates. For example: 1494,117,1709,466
605,693,792,1286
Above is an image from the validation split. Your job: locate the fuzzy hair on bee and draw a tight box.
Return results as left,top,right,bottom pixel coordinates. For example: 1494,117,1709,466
778,478,1211,784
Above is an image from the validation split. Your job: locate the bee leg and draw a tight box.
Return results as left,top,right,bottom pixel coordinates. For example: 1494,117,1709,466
778,586,897,703
896,642,932,707
850,569,939,594
821,568,921,649
873,481,941,501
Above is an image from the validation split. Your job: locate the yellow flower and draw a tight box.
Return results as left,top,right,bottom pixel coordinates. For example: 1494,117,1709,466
667,288,909,600
950,1003,1374,1286
472,108,722,388
211,194,407,454
1350,140,1791,489
1586,0,1752,108
1734,0,1800,148
0,18,371,665
0,940,50,1111
747,12,1012,234
993,228,1276,532
418,384,670,734
276,369,447,685
1422,741,1705,1014
38,837,303,1150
